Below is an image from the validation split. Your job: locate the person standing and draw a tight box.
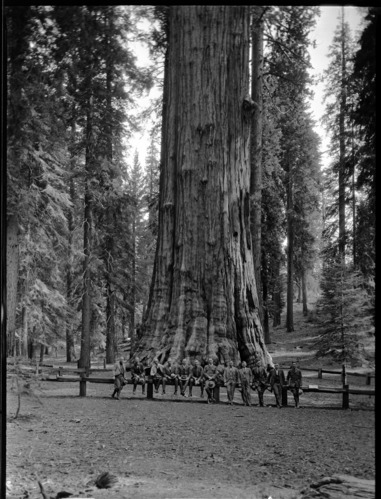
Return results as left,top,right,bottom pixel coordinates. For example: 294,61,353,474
203,357,217,403
239,360,252,406
111,357,126,400
268,363,286,408
224,360,239,405
188,359,204,397
287,361,302,408
252,359,269,407
131,356,146,395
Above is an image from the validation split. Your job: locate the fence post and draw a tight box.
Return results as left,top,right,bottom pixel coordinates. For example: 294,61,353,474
214,385,220,403
79,372,87,397
342,384,349,409
366,373,371,386
282,385,288,407
147,377,154,399
341,364,347,385
103,358,106,369
318,368,322,379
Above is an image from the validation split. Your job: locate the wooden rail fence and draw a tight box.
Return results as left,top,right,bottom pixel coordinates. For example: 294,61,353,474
35,363,375,409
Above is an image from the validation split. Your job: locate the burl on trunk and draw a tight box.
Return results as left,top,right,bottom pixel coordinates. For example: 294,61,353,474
135,6,272,368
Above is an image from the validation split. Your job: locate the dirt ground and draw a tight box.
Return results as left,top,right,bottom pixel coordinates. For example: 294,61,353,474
6,305,375,499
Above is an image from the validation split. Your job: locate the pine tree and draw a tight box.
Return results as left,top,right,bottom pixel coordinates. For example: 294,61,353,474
316,260,374,365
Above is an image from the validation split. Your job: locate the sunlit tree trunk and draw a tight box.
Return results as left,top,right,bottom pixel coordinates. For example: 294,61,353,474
136,6,271,367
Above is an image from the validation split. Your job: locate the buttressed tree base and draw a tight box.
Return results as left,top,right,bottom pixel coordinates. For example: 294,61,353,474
135,6,272,368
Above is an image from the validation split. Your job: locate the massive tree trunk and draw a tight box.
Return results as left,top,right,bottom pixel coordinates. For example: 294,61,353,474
136,6,272,368
251,7,271,345
250,7,264,324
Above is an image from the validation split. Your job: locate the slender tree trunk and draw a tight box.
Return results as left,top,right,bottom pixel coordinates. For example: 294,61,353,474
136,6,271,367
22,305,28,357
338,8,346,264
78,95,94,370
351,117,356,266
104,36,117,364
39,343,44,363
250,7,264,324
286,165,294,332
302,269,308,316
6,215,19,356
272,260,282,328
129,217,136,347
66,119,76,363
296,280,301,303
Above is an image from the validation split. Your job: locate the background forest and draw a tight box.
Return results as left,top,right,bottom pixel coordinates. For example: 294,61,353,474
5,6,375,367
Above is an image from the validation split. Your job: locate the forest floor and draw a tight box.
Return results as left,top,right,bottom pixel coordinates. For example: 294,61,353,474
6,303,375,499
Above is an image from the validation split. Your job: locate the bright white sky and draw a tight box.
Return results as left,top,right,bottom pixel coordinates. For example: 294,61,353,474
128,6,367,169
308,6,366,166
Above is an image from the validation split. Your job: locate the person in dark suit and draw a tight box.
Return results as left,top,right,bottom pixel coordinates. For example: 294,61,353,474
268,363,286,408
252,359,268,407
188,359,204,397
287,361,302,408
131,356,146,395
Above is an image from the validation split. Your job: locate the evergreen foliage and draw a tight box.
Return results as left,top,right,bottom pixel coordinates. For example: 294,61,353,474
315,261,374,365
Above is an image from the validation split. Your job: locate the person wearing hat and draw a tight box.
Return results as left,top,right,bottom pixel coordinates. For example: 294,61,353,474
287,361,302,408
268,363,286,408
203,357,217,403
252,358,268,407
111,357,127,400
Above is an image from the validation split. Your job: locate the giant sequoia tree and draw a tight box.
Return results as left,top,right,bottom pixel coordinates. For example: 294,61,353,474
135,6,272,367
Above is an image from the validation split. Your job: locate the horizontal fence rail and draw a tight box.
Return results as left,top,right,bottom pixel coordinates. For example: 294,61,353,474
8,361,375,409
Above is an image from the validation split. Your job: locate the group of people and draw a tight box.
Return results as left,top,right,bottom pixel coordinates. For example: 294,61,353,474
112,356,302,408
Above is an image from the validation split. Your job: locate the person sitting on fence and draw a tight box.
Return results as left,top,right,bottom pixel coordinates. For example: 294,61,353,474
239,360,252,406
188,359,204,397
203,357,217,404
131,356,146,395
252,359,269,407
287,361,302,408
163,358,180,396
111,357,127,400
268,363,286,408
150,357,166,395
178,358,191,396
